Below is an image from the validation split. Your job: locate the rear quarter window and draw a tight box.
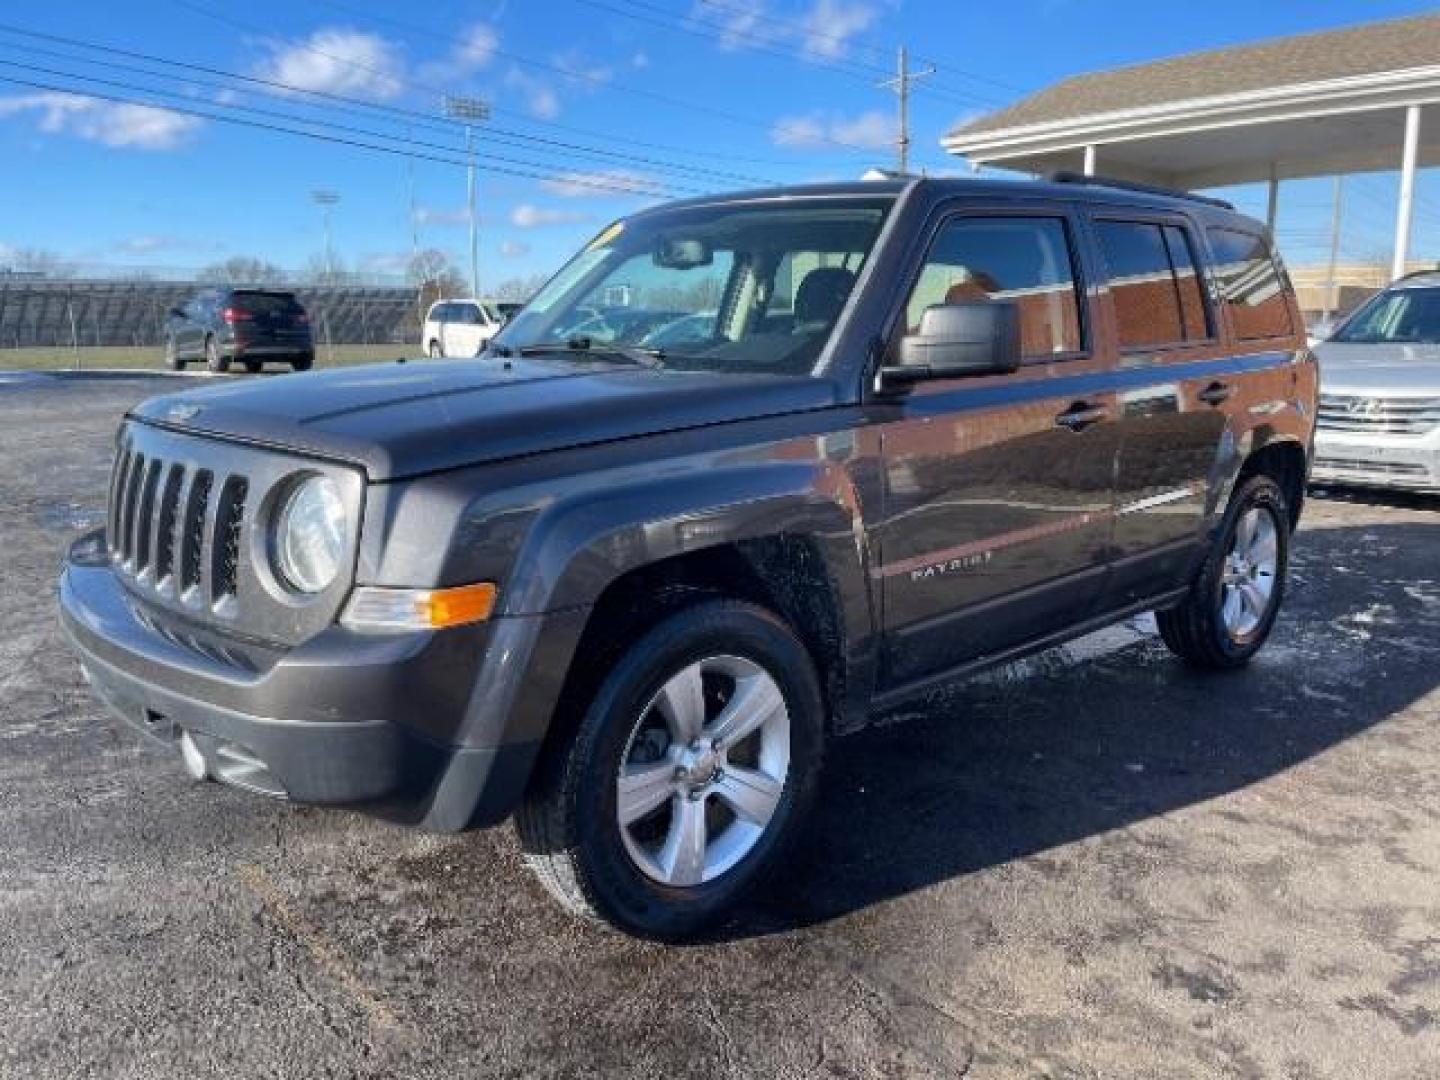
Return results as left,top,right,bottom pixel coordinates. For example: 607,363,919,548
1206,228,1293,341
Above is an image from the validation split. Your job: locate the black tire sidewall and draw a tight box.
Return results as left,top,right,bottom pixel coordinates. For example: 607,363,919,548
1203,476,1289,663
567,602,823,938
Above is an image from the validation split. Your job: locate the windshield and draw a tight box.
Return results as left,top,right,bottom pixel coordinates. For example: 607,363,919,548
493,196,893,375
1332,287,1440,345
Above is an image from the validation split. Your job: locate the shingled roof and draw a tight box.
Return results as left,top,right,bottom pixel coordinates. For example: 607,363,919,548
949,13,1440,139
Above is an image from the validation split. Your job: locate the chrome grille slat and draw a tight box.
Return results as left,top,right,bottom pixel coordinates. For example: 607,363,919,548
212,477,248,602
1317,394,1440,436
133,460,163,574
118,453,146,563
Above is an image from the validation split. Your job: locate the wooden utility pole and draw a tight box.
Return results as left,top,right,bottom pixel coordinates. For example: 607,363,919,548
879,46,935,174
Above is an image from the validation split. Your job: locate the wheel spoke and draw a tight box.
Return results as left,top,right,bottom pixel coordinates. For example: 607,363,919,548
659,796,708,886
1239,578,1269,616
654,662,707,743
714,766,783,826
1234,509,1257,553
707,673,784,750
1221,586,1244,629
617,761,676,826
1248,523,1277,570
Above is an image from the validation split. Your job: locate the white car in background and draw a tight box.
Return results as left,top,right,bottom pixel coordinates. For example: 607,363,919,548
1312,271,1440,493
423,299,506,357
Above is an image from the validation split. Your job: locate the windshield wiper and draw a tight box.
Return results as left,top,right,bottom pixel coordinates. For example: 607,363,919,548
509,336,666,369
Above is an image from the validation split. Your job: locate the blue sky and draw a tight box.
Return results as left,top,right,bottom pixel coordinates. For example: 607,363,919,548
0,0,1435,288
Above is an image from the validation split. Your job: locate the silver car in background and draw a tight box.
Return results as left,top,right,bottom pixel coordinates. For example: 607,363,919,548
1312,272,1440,494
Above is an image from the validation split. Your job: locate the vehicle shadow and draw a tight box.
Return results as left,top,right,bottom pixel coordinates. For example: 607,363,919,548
1308,483,1439,513
725,519,1440,938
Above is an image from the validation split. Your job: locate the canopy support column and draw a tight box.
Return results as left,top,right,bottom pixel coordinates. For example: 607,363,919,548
1265,174,1279,233
1392,104,1422,281
1083,144,1097,176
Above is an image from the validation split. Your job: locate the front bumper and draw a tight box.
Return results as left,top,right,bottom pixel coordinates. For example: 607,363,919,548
1312,428,1440,492
58,533,574,830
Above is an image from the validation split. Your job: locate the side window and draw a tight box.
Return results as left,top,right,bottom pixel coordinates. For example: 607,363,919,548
432,303,451,324
1207,228,1293,341
1095,220,1212,350
904,216,1083,359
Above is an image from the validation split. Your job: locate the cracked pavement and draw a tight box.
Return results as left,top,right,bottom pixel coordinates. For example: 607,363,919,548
3,374,1439,1079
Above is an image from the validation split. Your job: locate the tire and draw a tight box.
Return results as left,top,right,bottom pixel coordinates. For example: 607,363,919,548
1156,474,1290,670
164,337,185,371
516,599,824,940
204,336,230,374
242,358,263,374
428,340,443,358
292,353,313,372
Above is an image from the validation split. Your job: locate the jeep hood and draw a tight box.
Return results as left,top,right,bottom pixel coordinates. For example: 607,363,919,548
129,358,839,480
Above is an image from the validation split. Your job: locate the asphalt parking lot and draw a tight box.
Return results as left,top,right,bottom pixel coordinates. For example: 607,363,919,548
3,373,1439,1080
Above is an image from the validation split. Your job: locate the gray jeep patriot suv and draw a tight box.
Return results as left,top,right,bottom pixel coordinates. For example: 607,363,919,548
60,175,1317,938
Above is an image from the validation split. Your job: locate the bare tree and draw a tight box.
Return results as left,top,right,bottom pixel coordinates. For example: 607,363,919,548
492,273,549,302
198,256,286,285
408,248,466,316
1,247,72,278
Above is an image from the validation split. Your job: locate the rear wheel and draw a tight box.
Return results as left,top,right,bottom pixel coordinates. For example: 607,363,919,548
291,353,313,372
242,358,263,374
165,337,185,371
428,340,443,358
516,600,823,940
1157,474,1289,669
204,336,230,374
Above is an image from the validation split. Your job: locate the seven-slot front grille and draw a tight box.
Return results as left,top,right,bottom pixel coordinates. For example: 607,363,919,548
108,440,247,613
101,420,363,647
1317,393,1440,436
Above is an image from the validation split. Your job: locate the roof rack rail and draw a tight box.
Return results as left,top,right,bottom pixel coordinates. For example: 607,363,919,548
1046,171,1236,211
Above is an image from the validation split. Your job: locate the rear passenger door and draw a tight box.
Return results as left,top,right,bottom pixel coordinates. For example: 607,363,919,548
875,205,1122,689
1087,213,1246,606
446,303,484,356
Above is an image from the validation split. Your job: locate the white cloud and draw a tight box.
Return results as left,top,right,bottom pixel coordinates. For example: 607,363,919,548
691,1,770,51
539,169,666,199
418,23,499,83
689,0,884,60
798,0,882,60
0,93,200,149
414,206,470,227
504,68,560,120
510,203,589,228
550,48,615,90
632,51,650,69
255,29,405,100
771,108,892,150
499,239,530,258
115,235,178,254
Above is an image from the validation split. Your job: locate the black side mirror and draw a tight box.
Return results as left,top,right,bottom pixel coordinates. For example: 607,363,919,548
879,299,1022,387
168,306,185,319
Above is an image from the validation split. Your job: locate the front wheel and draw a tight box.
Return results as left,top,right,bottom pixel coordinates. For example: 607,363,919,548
164,337,184,371
1157,474,1289,669
516,600,824,940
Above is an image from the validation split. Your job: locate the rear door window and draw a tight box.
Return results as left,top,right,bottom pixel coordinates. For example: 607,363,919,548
1095,220,1212,349
1207,228,1293,340
234,292,301,318
904,215,1084,360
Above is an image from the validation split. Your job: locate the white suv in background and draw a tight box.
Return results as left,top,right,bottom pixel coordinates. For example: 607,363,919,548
423,299,505,358
1312,271,1440,493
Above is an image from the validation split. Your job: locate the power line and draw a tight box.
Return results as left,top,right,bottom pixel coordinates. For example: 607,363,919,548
694,0,1024,99
0,71,692,197
0,22,775,186
180,0,880,154
0,33,770,188
579,0,1001,109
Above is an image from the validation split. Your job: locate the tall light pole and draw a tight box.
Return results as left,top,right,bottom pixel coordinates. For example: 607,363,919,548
311,189,340,283
443,94,490,299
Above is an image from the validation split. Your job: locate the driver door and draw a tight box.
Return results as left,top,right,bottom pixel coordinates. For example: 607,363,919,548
874,206,1121,688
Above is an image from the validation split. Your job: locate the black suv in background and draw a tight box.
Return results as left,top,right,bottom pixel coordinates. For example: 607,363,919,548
63,176,1316,938
164,288,314,374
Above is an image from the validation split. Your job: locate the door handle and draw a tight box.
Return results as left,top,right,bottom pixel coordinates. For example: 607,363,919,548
1055,401,1108,431
1197,381,1235,406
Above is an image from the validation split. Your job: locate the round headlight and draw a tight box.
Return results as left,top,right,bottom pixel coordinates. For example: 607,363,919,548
273,475,346,594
